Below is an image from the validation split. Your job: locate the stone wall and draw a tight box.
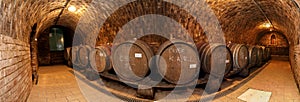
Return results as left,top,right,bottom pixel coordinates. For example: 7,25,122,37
0,35,32,101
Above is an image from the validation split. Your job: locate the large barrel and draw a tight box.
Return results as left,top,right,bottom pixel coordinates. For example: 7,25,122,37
71,46,80,66
256,46,263,66
247,46,258,68
265,47,271,60
156,40,200,85
197,43,232,76
112,40,154,82
77,45,92,68
89,45,112,73
227,43,249,74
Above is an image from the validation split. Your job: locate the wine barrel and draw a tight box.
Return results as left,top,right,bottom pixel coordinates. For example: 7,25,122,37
256,46,263,66
227,43,249,74
77,45,92,68
266,47,271,60
71,46,79,66
112,40,154,82
247,46,258,68
261,46,268,62
89,45,112,73
64,47,71,61
156,40,200,85
67,47,73,67
198,43,232,76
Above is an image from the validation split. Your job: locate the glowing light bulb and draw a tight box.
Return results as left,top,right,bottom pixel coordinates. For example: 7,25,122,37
68,6,76,12
263,23,272,28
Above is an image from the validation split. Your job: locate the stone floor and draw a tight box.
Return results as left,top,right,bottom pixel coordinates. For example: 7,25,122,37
214,60,300,102
27,59,300,102
27,66,87,102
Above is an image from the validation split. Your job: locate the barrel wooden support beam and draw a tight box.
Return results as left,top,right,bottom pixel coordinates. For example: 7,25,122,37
89,45,112,73
112,40,154,82
156,40,200,85
197,43,232,77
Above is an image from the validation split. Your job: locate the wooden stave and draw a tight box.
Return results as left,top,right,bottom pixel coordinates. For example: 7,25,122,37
156,40,200,85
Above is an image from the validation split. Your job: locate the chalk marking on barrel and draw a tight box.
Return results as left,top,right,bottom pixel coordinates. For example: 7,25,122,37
135,53,143,58
189,64,197,69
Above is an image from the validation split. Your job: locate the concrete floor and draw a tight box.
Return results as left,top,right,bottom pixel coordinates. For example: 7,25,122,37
27,60,300,102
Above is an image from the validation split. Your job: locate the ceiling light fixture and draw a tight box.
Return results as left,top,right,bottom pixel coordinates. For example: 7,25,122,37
68,5,77,12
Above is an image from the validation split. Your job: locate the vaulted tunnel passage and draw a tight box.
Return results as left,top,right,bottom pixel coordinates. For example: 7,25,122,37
0,0,300,101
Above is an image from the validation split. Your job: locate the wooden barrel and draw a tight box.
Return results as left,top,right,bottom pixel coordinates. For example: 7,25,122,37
112,40,154,82
266,47,271,60
227,43,249,74
67,47,73,67
198,43,232,76
247,46,258,68
71,46,79,66
256,46,263,66
156,40,200,85
261,46,268,62
77,45,92,68
89,45,112,73
64,47,71,61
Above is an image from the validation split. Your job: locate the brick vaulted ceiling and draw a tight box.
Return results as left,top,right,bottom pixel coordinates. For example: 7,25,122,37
0,0,299,45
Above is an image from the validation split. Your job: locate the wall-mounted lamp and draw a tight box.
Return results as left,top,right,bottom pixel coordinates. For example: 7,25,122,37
68,5,77,12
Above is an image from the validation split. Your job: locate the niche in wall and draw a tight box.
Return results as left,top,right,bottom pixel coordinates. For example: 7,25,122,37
258,32,289,56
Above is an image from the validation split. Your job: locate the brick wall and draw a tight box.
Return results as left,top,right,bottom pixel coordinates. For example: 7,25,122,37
0,35,32,101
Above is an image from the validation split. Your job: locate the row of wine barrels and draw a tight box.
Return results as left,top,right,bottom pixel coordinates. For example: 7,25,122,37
197,43,232,76
112,40,200,85
226,43,249,76
156,40,200,85
89,45,112,73
112,40,154,82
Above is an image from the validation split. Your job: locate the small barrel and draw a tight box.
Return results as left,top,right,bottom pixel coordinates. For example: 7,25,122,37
266,47,271,60
227,43,249,74
256,46,263,66
156,40,200,85
261,46,268,62
64,47,72,61
197,43,232,76
247,46,258,68
71,46,79,66
112,40,154,82
77,45,92,68
89,45,112,73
